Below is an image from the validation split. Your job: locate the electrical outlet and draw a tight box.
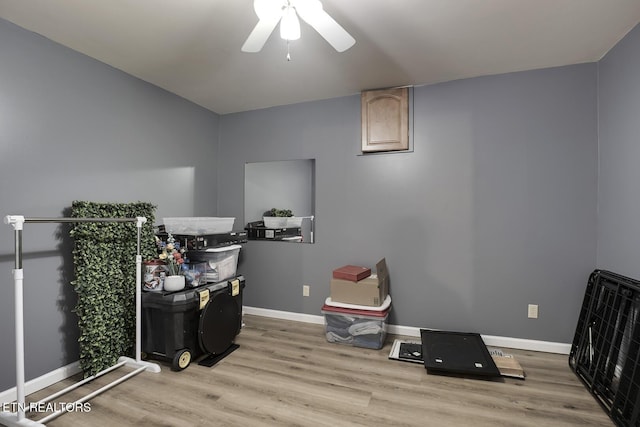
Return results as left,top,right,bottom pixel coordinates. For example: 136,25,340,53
528,304,539,319
303,285,310,297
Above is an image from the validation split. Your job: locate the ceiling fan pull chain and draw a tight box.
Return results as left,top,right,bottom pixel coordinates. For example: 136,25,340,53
286,40,292,61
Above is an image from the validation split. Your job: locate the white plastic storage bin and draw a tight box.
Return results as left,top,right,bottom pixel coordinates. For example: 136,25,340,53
262,216,304,228
321,303,390,350
263,217,288,228
163,217,235,235
188,244,241,283
286,217,303,227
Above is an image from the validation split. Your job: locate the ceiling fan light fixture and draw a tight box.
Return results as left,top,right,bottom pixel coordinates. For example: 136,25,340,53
242,0,355,53
280,5,301,41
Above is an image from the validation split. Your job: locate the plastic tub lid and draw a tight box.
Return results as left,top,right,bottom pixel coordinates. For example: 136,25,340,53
321,304,390,318
203,244,242,252
324,294,391,312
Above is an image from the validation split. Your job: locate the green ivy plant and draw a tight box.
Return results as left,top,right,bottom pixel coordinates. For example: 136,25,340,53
263,208,293,217
69,201,156,376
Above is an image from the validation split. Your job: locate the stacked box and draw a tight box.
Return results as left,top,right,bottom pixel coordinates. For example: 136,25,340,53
330,258,389,307
332,265,371,282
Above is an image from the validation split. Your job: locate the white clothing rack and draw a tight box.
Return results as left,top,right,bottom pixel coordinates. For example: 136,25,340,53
1,215,160,427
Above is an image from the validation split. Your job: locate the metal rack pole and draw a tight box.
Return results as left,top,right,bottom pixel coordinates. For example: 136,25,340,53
135,217,144,362
19,217,138,224
6,216,26,423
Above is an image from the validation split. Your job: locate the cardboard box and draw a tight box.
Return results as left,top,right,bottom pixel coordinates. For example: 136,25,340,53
330,258,389,306
332,265,371,282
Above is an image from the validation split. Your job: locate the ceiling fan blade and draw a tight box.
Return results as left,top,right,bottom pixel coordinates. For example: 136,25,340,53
293,0,355,52
242,14,282,52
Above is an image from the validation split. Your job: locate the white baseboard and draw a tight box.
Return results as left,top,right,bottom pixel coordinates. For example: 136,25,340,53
244,306,325,325
0,361,82,403
243,306,572,355
480,334,571,354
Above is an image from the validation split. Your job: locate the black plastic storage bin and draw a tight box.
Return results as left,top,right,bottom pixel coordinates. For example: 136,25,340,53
142,276,245,371
569,270,640,427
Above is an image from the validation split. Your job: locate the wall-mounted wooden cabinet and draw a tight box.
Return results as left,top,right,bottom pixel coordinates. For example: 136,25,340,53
361,87,409,153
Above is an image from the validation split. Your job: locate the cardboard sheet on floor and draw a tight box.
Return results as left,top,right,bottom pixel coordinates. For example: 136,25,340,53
487,347,526,379
420,330,501,378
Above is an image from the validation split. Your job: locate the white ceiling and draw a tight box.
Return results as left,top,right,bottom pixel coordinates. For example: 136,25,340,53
1,0,639,114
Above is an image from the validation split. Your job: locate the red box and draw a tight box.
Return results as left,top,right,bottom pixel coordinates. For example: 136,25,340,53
332,265,371,282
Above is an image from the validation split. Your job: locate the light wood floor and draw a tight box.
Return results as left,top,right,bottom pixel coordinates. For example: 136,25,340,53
20,315,612,427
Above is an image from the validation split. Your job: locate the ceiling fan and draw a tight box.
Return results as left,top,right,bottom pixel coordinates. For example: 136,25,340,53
241,0,356,53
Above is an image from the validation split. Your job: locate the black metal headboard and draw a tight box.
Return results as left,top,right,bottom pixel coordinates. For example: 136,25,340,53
570,269,640,427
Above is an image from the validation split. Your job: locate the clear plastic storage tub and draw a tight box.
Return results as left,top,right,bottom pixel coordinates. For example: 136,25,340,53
188,244,241,283
263,216,304,228
163,217,235,235
321,303,390,350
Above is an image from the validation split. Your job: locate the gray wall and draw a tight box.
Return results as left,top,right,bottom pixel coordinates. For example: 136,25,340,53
597,24,640,278
0,19,219,391
218,63,598,344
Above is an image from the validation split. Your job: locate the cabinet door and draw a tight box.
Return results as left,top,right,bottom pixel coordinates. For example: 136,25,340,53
361,87,409,153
